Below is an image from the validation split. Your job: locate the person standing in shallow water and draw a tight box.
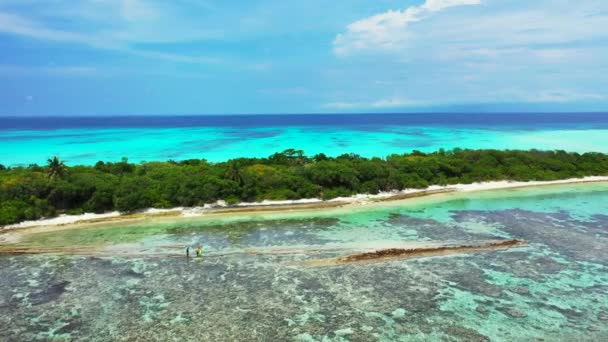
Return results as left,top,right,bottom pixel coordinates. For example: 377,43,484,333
186,246,190,258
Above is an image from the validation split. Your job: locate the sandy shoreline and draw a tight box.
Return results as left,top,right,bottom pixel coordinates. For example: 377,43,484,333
2,176,608,232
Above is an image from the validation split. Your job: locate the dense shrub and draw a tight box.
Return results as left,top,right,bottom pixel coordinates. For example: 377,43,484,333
1,149,608,225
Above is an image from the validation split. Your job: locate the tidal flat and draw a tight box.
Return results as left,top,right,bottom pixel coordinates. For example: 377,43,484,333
1,183,608,341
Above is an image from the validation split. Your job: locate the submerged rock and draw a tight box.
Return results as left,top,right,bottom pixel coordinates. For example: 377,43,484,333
305,240,526,267
512,287,530,295
475,306,490,319
30,281,70,305
476,306,488,314
444,325,491,342
498,307,528,318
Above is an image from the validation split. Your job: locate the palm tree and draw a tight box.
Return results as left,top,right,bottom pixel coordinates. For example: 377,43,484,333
224,160,243,185
47,156,67,179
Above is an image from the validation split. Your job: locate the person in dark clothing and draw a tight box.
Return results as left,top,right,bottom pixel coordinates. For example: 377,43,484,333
186,246,190,258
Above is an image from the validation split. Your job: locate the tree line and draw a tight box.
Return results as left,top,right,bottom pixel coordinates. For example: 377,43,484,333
1,148,608,225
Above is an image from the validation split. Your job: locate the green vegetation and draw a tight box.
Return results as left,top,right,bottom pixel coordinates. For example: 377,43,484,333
46,156,67,179
2,148,608,226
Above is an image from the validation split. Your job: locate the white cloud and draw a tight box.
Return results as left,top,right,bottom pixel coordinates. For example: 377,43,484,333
322,101,362,109
323,96,418,109
0,1,221,63
0,12,92,44
0,64,99,76
372,96,417,108
329,0,608,106
532,90,605,103
0,1,216,45
333,0,481,55
422,0,481,12
0,13,217,64
120,0,160,21
334,0,608,61
0,64,214,79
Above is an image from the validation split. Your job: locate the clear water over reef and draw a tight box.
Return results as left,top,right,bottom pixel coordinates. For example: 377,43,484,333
2,113,608,166
1,183,608,341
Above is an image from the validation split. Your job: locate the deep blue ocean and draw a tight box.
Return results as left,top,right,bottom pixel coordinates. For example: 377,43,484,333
2,113,608,130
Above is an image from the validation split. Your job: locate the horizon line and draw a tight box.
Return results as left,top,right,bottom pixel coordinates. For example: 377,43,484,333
2,111,608,118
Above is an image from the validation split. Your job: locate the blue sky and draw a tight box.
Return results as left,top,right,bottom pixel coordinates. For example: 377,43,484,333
0,0,607,115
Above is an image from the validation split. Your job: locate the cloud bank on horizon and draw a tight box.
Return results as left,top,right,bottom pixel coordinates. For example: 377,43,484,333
0,0,606,115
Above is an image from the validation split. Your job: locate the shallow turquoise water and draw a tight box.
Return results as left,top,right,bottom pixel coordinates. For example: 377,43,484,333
3,124,608,166
1,184,608,341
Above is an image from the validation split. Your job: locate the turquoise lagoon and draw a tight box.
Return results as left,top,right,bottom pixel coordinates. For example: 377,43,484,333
2,113,608,166
1,183,608,341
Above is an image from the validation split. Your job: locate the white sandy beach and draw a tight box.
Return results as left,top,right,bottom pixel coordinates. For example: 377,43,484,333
3,176,608,230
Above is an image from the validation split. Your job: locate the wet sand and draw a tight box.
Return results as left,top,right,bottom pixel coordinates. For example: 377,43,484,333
1,178,608,247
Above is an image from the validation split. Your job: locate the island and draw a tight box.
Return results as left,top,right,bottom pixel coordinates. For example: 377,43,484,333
2,148,608,227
